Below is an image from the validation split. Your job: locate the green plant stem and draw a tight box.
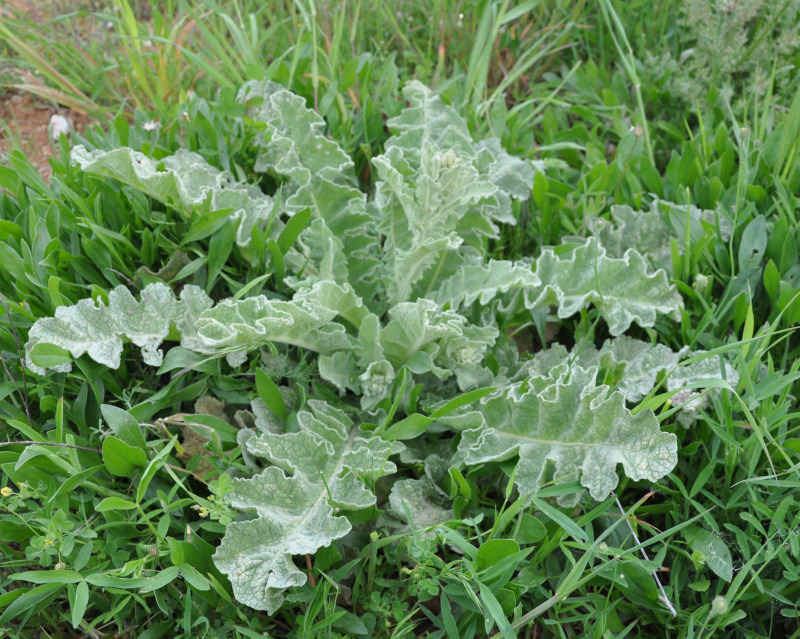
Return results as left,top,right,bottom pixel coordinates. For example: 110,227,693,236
367,531,378,596
598,0,654,166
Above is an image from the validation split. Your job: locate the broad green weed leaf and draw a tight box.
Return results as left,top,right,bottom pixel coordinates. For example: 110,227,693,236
13,570,84,585
102,436,147,477
476,539,520,573
96,496,138,511
101,404,147,450
27,343,72,370
434,241,681,336
684,525,733,582
70,581,89,629
255,369,288,422
135,437,176,503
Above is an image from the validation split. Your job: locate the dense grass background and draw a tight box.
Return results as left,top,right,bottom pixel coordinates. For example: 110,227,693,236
1,1,800,637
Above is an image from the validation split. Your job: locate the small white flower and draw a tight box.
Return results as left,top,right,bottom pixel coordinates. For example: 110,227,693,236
142,120,160,132
49,114,71,140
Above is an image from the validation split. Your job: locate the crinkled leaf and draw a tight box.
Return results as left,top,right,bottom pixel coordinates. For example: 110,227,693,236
374,82,533,304
598,337,687,401
432,259,540,312
284,219,349,288
456,364,677,505
239,81,381,298
375,142,498,248
381,299,498,388
388,233,464,305
214,401,400,612
668,354,739,426
194,292,356,355
433,241,681,336
383,477,454,530
519,337,687,403
293,280,372,330
590,201,733,275
529,239,683,335
383,80,474,157
71,146,273,247
25,283,212,373
472,138,534,226
517,339,735,418
379,453,453,534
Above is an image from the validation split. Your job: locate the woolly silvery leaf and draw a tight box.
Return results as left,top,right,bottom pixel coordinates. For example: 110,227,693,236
515,338,740,427
239,81,355,186
214,401,401,613
519,338,685,403
71,146,274,247
387,233,465,306
284,219,349,289
590,200,733,275
667,353,739,426
529,239,683,335
473,138,535,226
194,294,356,355
432,259,540,312
382,476,454,531
383,80,474,158
293,280,372,330
599,337,688,402
456,365,677,505
374,82,533,304
374,142,497,249
25,283,212,374
433,241,681,336
380,299,498,387
238,81,381,298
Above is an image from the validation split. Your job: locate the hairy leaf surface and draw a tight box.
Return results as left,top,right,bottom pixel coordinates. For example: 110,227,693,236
214,401,400,613
71,146,274,247
529,239,683,335
456,364,677,504
25,283,212,373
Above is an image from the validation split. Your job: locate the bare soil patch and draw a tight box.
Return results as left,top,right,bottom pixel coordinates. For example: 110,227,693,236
0,92,93,181
0,0,100,180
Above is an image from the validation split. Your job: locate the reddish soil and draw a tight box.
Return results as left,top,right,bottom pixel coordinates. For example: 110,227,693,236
0,93,93,181
0,0,98,180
